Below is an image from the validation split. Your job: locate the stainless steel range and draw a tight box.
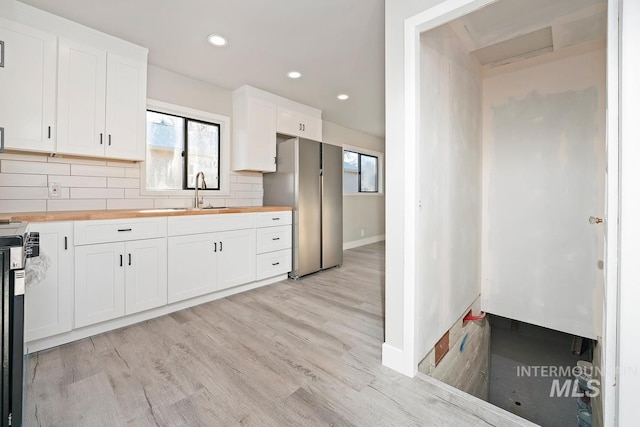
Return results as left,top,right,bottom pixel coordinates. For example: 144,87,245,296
1,221,38,427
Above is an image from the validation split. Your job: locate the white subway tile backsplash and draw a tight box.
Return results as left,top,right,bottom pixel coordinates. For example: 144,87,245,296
47,199,107,211
235,175,262,184
0,173,47,187
107,199,155,210
0,200,47,213
48,156,107,166
125,168,140,178
0,187,49,200
153,198,193,208
70,188,125,199
232,191,262,199
107,177,140,188
71,164,125,177
48,175,107,188
230,182,253,192
0,153,48,162
2,160,70,175
0,152,263,214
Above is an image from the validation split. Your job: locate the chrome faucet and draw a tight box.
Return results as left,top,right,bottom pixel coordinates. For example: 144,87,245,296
194,172,207,208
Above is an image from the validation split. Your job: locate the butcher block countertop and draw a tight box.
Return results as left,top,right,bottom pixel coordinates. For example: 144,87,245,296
1,206,293,223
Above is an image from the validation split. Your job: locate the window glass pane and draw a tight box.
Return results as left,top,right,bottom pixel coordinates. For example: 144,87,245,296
343,151,359,172
360,154,378,192
186,120,220,189
146,111,184,190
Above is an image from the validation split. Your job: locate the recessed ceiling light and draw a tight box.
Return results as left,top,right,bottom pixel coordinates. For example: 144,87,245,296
287,71,302,79
337,94,349,100
207,34,228,47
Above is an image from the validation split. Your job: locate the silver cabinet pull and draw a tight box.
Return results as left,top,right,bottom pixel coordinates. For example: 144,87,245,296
272,217,280,221
108,134,111,146
0,127,4,152
214,242,217,252
117,228,132,232
120,254,123,267
272,237,280,241
219,241,222,252
0,40,4,68
64,236,68,250
48,126,51,139
100,133,103,145
272,262,280,266
128,253,132,266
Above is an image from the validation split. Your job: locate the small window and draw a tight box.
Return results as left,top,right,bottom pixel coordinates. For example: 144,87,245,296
146,110,220,191
344,150,379,193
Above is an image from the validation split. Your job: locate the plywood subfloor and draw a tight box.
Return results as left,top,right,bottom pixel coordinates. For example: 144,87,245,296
25,242,530,426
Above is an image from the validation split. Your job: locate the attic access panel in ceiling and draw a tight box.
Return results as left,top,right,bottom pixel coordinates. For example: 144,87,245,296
471,27,553,67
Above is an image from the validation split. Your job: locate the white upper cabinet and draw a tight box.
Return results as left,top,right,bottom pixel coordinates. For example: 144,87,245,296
232,85,322,172
1,3,147,161
57,40,146,161
232,88,277,172
0,19,57,153
276,106,322,141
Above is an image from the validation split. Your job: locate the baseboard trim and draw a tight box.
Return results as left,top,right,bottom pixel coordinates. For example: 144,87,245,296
344,235,385,250
382,342,416,377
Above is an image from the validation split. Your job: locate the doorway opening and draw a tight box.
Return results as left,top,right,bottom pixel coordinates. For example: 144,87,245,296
413,0,607,424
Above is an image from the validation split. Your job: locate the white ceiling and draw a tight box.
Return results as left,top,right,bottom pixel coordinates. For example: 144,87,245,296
18,0,386,138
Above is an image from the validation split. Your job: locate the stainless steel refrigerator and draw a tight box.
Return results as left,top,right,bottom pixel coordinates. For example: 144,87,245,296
263,137,343,278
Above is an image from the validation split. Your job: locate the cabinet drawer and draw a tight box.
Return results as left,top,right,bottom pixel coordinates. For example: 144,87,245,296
257,249,291,280
257,225,291,254
256,211,292,228
168,213,256,236
74,217,166,245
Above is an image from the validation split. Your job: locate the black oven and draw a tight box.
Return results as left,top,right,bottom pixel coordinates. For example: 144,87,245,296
1,221,38,427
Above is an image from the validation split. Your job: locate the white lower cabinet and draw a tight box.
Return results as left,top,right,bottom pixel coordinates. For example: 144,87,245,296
75,237,167,327
75,242,125,328
217,229,256,289
168,233,218,303
168,228,256,303
24,222,73,342
125,238,167,315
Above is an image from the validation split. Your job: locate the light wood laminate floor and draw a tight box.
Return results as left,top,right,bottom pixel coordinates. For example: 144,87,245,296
25,242,529,426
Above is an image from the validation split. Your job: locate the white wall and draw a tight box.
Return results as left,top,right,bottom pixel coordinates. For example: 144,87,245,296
322,121,386,247
415,25,483,363
481,45,606,340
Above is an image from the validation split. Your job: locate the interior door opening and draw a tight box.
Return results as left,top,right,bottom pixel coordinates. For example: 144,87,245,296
414,0,607,424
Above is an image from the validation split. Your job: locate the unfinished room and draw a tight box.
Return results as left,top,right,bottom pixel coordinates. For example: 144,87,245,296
409,0,606,425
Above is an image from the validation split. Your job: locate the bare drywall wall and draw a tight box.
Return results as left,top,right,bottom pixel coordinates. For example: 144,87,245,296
415,24,483,363
481,46,606,340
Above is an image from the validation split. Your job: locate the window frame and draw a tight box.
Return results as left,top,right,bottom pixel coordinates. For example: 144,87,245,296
141,99,231,197
342,145,384,196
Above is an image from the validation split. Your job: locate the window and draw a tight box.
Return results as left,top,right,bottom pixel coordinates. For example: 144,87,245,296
344,150,379,193
146,110,220,191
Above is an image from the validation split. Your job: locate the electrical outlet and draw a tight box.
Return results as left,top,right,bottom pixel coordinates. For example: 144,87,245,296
48,182,61,198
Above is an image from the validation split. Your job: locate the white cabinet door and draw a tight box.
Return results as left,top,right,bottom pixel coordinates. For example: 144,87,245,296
75,242,125,328
104,53,146,161
0,20,56,152
56,43,146,161
24,222,73,342
56,38,107,157
232,92,277,172
217,228,256,290
125,238,167,315
168,233,217,303
276,106,322,141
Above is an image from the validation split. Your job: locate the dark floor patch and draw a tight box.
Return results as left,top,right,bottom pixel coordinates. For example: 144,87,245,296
489,315,590,426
